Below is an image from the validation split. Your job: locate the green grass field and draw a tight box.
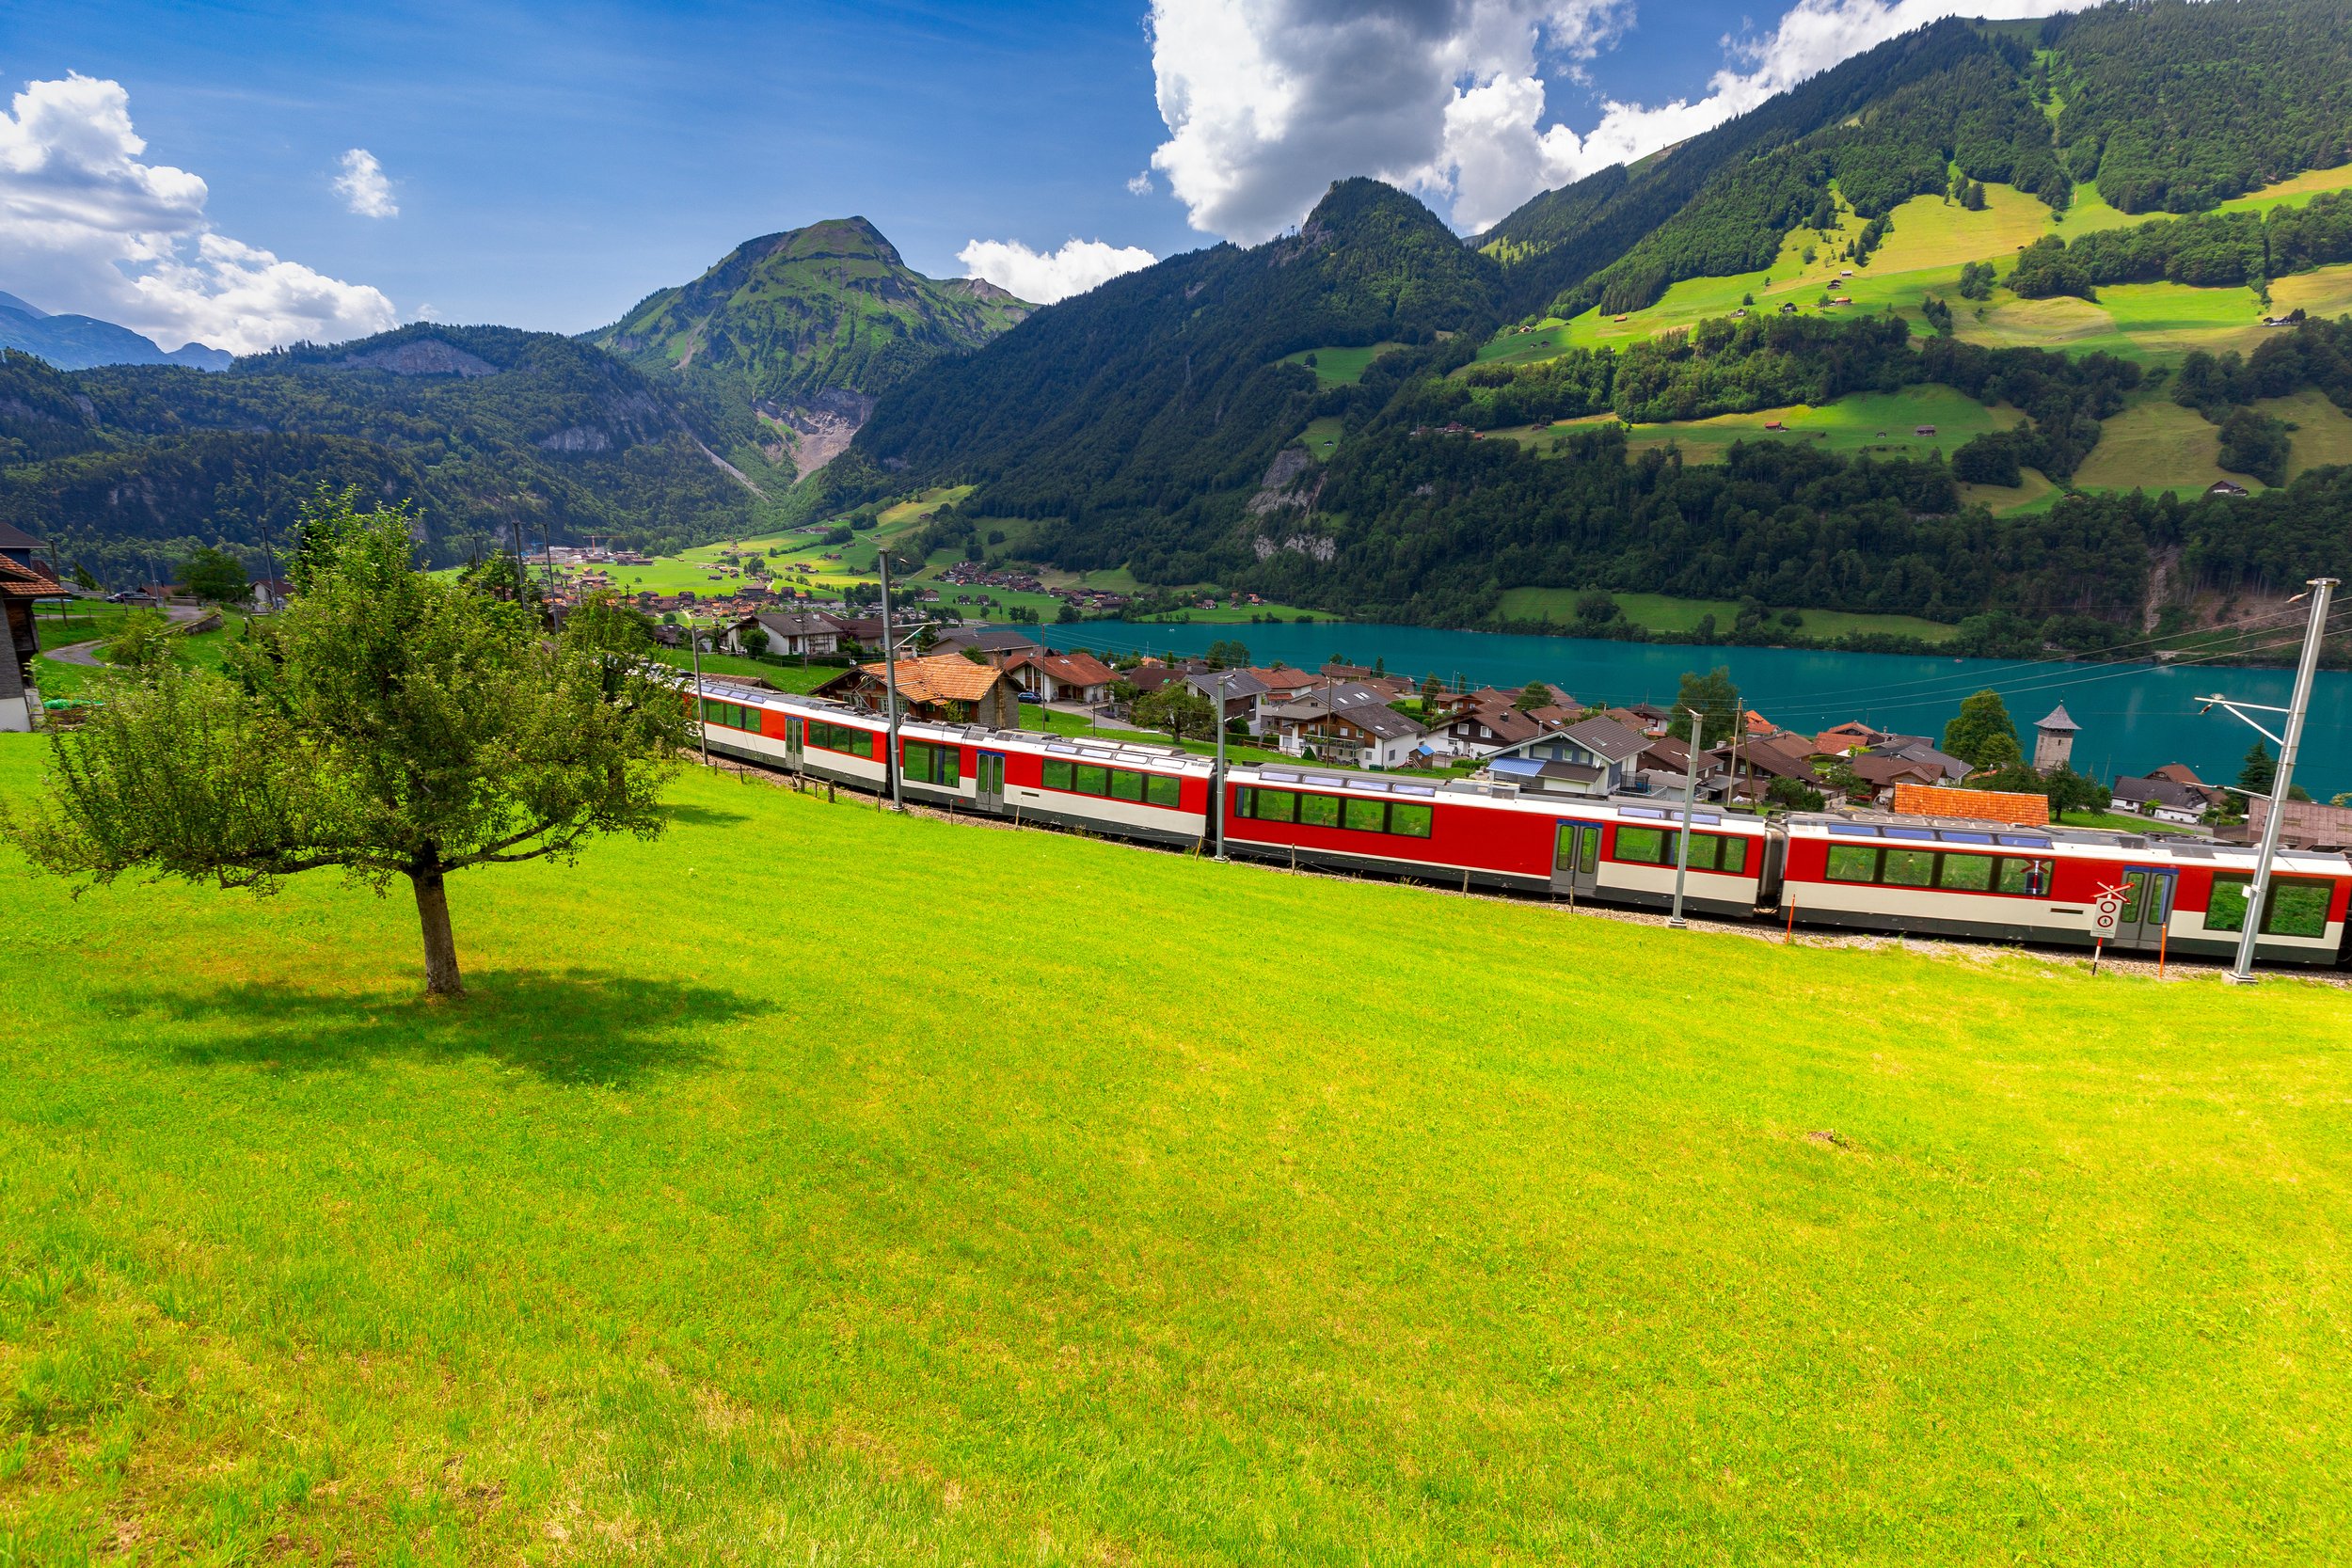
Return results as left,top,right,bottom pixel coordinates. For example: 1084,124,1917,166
1,740,2348,1561
1279,342,1407,385
1489,172,2352,373
1514,386,2025,469
31,610,253,702
1495,588,1960,642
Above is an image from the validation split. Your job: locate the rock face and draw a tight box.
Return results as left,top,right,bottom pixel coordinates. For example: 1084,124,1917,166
342,340,499,377
589,217,1033,475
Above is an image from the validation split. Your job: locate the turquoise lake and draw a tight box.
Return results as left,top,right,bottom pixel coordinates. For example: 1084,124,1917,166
1043,620,2350,797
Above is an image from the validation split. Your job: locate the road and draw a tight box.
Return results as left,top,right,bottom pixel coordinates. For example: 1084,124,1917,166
40,601,210,669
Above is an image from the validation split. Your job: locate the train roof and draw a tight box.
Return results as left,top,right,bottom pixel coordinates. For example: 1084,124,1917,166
1784,811,2350,871
722,682,1216,772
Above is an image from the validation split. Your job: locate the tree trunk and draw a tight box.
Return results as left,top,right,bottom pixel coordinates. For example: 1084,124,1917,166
409,861,463,997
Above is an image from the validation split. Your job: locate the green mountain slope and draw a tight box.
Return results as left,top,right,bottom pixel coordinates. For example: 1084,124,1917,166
0,325,789,581
846,178,1503,580
591,218,1032,478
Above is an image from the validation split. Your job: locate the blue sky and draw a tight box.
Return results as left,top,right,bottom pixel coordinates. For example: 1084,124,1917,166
0,2,2076,345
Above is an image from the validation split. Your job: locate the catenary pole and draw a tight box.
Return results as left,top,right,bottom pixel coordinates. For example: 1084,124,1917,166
1211,668,1229,861
2198,576,2336,984
1669,706,1704,928
878,548,904,812
689,613,709,767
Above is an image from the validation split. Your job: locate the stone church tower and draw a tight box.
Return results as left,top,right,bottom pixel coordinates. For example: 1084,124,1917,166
2033,704,2079,773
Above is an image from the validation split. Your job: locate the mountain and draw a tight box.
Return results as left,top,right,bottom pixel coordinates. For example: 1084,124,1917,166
0,324,790,582
846,177,1503,580
0,290,230,372
590,217,1032,478
836,0,2352,644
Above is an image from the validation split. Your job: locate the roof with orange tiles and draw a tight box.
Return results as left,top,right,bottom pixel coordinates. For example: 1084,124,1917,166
856,654,1010,705
1891,783,2051,827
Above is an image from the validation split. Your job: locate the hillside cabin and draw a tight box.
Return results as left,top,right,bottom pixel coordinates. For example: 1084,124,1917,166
812,655,1021,730
2204,479,2250,499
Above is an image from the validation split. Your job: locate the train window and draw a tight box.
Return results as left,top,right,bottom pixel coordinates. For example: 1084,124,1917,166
1826,845,1876,882
1713,834,1748,875
1882,849,1935,888
1937,854,1994,893
1343,798,1386,832
1109,769,1144,802
902,742,930,783
1298,794,1341,828
902,741,959,784
808,721,872,758
699,698,758,730
1074,765,1109,796
1390,803,1433,838
1255,789,1297,824
2210,874,2332,937
1615,826,1669,864
1996,858,2050,897
2266,879,2329,937
1042,759,1073,790
1146,774,1181,808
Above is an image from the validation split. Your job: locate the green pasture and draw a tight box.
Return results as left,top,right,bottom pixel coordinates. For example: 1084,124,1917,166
1495,587,1959,643
1488,171,2352,372
2069,396,2251,496
1518,386,2024,467
30,610,253,702
1297,414,1346,459
1279,342,1407,385
2,740,2348,1561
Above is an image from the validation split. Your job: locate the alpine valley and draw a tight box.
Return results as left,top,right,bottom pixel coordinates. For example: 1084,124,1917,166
9,0,2352,654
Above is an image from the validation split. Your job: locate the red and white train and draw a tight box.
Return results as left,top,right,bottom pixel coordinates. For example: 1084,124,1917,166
690,680,2352,969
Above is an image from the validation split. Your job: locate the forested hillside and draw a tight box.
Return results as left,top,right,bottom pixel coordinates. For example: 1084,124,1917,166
829,0,2352,648
847,178,1502,581
0,326,787,581
591,218,1032,478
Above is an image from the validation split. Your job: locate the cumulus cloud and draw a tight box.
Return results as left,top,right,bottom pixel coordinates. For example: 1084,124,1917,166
0,73,396,353
1126,171,1154,195
333,147,397,218
1144,0,2090,243
957,236,1158,305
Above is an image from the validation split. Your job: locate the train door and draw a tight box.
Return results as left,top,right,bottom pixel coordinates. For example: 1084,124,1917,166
785,716,803,771
976,752,1008,813
2111,866,2176,952
1552,822,1601,898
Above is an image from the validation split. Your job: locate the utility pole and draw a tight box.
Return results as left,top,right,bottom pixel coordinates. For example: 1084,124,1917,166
2196,576,2337,985
1669,706,1704,928
1210,668,1230,861
877,548,904,812
688,611,709,767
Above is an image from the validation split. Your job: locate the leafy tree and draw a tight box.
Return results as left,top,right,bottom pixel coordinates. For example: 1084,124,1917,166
1956,261,1996,300
2217,408,2289,487
1766,776,1825,811
182,545,249,606
102,609,177,673
1131,683,1216,741
1941,689,2021,769
2239,740,2276,796
1514,680,1552,711
1420,673,1446,703
1574,590,1620,624
1667,666,1740,748
71,562,100,592
6,492,692,997
1204,638,1251,669
739,625,771,657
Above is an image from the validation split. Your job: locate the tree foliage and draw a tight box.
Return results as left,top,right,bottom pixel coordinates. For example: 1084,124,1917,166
4,491,692,996
1941,689,2022,770
1668,667,1742,748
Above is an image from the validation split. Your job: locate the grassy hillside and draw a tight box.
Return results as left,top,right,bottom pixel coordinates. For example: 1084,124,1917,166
1495,587,1961,642
2,742,2349,1561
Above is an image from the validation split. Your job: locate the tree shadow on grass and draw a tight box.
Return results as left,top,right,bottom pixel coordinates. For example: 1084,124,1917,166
662,803,752,827
95,968,753,1086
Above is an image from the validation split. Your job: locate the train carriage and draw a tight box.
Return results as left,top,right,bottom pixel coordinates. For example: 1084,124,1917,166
1779,815,2352,966
1222,766,1772,916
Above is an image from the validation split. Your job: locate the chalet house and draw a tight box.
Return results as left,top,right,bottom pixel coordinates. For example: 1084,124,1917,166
1846,754,1947,806
812,655,1021,730
927,626,1043,664
2111,774,2208,825
1605,703,1674,737
1262,681,1426,769
1005,650,1120,705
1813,721,1888,757
2204,479,2250,499
1124,659,1207,695
1481,715,1649,797
1245,665,1327,702
1188,668,1270,733
724,611,840,657
0,522,62,732
1864,736,1971,784
2246,795,2352,850
2146,763,2225,807
1438,701,1545,759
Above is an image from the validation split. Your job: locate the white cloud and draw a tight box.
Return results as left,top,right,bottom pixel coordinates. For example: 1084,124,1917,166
0,73,396,354
333,147,397,218
1144,0,2090,243
957,237,1158,305
1126,171,1154,195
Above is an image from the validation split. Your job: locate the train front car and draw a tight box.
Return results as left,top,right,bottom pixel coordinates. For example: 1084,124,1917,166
1778,815,2352,967
1222,766,1771,916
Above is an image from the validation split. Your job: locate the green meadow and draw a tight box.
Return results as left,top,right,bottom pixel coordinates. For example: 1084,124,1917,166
1495,587,1960,642
3,740,2348,1562
1279,342,1408,385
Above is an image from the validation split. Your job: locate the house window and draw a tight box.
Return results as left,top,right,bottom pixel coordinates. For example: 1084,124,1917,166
2205,874,2330,937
